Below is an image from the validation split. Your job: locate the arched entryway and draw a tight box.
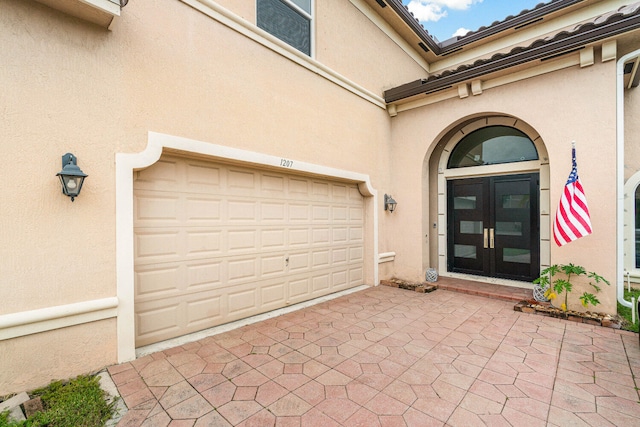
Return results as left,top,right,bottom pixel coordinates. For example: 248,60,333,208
429,116,550,287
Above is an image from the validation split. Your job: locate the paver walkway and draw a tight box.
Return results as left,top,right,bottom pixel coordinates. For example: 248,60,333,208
108,286,640,426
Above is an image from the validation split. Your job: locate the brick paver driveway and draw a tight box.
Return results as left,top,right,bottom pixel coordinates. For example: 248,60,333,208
109,285,640,426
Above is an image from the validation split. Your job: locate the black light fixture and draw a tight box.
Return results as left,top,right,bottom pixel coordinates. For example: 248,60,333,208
384,194,397,213
56,153,87,202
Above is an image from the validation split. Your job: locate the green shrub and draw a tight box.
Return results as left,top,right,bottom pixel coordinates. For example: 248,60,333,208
0,374,116,427
618,287,640,333
534,263,610,312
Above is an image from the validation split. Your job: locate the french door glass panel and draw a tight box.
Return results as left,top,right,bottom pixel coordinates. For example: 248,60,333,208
447,173,539,281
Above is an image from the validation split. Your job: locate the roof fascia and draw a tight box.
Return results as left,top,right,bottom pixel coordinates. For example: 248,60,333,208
438,0,585,53
382,0,582,55
381,0,441,54
385,9,640,103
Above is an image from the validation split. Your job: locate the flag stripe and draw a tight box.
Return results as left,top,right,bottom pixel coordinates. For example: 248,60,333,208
568,181,592,232
553,147,592,246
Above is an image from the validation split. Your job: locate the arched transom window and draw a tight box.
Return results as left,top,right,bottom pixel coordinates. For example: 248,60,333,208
448,126,539,169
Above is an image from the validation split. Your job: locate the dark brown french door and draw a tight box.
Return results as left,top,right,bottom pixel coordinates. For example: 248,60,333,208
447,173,539,282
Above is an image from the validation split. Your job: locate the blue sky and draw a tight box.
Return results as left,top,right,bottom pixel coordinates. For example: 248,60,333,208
403,0,546,41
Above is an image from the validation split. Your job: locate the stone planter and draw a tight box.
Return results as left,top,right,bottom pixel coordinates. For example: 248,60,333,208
380,279,437,294
514,300,620,329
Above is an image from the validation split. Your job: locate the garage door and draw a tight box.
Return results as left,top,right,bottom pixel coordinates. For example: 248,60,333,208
133,155,365,346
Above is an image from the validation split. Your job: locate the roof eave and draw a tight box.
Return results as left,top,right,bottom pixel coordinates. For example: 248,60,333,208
438,0,586,53
385,9,640,103
382,0,584,56
381,0,441,54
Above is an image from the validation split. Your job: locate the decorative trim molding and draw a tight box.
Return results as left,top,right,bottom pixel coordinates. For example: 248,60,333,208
0,297,118,341
378,252,396,263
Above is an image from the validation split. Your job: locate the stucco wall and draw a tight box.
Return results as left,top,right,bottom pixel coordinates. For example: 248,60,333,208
624,81,640,181
1,4,121,313
0,0,418,312
0,0,423,394
0,319,117,396
387,59,619,314
315,0,429,91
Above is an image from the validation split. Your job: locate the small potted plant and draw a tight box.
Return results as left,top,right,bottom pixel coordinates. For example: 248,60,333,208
533,263,610,313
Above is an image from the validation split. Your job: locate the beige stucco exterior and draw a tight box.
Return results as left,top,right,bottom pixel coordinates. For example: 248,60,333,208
1,0,639,395
387,59,618,312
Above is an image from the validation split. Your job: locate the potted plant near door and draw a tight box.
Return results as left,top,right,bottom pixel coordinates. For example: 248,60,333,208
533,263,610,318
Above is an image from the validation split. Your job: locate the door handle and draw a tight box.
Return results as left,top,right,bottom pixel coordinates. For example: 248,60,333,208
483,228,488,249
490,228,495,249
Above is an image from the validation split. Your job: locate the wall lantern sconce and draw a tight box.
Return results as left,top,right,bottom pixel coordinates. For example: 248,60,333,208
56,153,87,202
384,194,397,213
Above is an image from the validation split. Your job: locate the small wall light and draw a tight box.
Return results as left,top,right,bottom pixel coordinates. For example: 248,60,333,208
56,153,87,202
384,194,397,213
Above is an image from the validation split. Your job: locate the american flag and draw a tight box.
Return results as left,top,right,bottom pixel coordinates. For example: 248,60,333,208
553,146,592,246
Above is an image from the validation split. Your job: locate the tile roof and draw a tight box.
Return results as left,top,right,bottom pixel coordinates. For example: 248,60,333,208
384,0,583,54
385,2,640,103
444,0,583,49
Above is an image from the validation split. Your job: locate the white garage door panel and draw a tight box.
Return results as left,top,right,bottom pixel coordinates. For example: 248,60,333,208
136,292,223,344
135,228,224,265
261,282,286,306
289,204,310,221
350,266,364,284
228,287,257,315
227,257,258,282
136,305,180,338
332,271,347,287
134,155,365,346
333,248,347,264
289,228,310,246
261,254,287,276
289,277,311,299
138,275,297,344
261,229,287,250
135,259,223,300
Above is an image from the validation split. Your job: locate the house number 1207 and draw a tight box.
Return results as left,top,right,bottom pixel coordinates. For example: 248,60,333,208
280,159,293,168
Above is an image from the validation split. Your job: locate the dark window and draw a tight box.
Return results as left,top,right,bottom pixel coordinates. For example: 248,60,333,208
448,126,538,169
257,0,311,56
635,185,640,268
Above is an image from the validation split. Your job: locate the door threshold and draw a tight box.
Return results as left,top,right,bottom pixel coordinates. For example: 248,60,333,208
436,275,533,303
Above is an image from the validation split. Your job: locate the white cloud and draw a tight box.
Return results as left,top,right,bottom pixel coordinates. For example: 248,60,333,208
452,27,471,37
406,0,483,22
440,0,483,10
406,1,447,22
